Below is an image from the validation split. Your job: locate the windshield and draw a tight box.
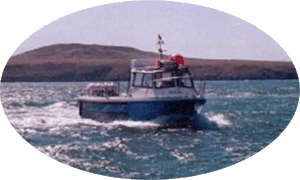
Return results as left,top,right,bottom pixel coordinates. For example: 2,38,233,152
155,71,194,88
132,72,153,88
156,72,175,88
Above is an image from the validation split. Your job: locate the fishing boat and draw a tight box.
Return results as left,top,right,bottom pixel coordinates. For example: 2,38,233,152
78,35,207,129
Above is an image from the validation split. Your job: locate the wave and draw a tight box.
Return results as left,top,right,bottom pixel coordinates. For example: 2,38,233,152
106,120,161,130
2,101,24,109
36,138,132,173
6,99,232,136
205,91,258,98
170,149,196,163
206,91,299,99
204,112,232,128
2,100,64,110
24,101,56,107
7,101,162,135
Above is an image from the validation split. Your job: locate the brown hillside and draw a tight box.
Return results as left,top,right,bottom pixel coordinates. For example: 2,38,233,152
2,43,298,82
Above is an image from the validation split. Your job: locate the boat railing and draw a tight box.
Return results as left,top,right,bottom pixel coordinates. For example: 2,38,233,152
150,75,193,90
198,81,206,98
80,83,119,97
150,75,193,82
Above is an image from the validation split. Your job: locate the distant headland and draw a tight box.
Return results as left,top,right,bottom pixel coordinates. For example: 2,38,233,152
1,43,298,82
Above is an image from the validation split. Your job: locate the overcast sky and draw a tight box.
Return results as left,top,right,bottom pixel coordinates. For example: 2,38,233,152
13,1,290,61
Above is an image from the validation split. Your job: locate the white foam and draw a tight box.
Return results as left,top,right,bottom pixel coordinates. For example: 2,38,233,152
170,149,196,163
109,120,160,128
43,102,160,129
6,101,162,135
225,92,257,98
206,91,258,98
205,113,232,127
46,101,68,108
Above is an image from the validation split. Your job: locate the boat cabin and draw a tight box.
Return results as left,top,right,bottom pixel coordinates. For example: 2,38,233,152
129,58,197,98
131,62,194,89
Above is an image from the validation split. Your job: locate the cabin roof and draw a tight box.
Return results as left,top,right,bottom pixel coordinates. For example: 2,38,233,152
131,58,184,74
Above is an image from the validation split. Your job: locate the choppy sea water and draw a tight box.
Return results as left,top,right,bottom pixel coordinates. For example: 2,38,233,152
0,80,299,179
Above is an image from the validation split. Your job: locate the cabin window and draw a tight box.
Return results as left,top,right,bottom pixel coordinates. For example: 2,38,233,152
142,73,153,88
155,71,194,88
176,72,194,88
133,73,143,87
156,71,176,88
133,72,153,88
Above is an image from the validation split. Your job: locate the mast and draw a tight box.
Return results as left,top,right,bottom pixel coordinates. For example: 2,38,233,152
157,34,164,60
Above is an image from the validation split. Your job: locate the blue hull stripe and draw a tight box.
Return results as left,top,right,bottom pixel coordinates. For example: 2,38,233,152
79,98,205,121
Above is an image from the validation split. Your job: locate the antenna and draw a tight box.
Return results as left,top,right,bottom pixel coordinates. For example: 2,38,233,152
157,34,166,60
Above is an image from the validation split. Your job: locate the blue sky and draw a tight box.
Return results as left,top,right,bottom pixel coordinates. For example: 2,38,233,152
13,1,290,61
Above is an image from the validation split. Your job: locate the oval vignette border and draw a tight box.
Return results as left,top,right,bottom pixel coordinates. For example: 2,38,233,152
0,1,299,180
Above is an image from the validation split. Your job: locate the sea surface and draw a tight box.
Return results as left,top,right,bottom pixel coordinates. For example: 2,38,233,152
0,80,299,179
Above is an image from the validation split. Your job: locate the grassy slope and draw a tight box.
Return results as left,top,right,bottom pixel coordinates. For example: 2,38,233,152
2,43,298,82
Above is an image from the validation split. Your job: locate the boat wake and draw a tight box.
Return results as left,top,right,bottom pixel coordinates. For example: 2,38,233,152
205,112,232,128
5,100,232,138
